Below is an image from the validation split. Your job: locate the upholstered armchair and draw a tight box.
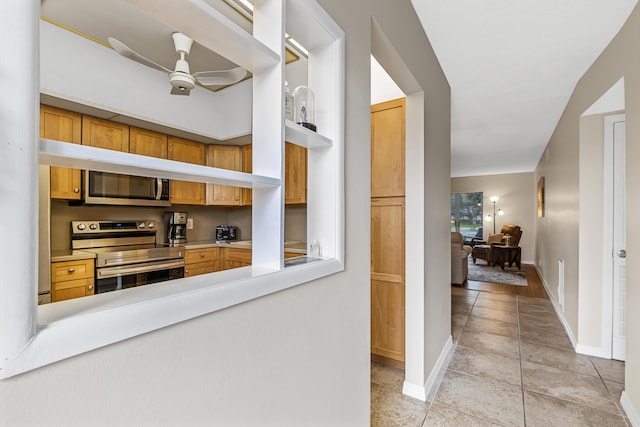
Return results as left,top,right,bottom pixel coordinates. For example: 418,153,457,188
451,232,473,285
471,225,523,267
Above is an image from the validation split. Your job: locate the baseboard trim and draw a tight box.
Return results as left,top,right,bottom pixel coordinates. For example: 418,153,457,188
402,335,453,401
575,343,611,358
621,391,640,426
534,264,578,349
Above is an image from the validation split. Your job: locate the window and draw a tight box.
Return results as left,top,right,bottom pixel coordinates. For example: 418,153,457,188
451,192,483,243
0,0,344,379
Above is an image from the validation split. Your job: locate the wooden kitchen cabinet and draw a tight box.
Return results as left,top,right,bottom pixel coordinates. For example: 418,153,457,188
238,142,307,206
184,247,220,277
129,127,168,159
50,259,95,302
82,116,130,152
370,197,405,367
206,145,242,206
221,247,252,270
285,142,307,204
371,98,405,198
40,105,82,200
241,144,252,206
168,136,207,205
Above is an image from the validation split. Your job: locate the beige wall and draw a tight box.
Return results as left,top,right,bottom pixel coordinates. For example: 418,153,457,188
0,0,451,425
535,1,640,414
451,172,535,263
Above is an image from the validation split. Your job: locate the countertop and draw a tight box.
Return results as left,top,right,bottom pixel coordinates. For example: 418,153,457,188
51,249,97,263
184,240,307,254
51,240,306,263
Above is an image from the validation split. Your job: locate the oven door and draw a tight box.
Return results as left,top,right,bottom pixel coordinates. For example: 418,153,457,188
95,259,185,294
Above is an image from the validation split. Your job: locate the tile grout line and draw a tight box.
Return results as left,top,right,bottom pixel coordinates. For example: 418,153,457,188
516,295,528,427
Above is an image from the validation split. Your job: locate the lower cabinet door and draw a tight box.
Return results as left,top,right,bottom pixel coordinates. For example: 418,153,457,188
370,278,405,364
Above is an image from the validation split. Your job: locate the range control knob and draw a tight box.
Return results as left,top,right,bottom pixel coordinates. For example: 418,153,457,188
77,223,86,231
89,223,98,230
138,223,145,228
147,222,155,229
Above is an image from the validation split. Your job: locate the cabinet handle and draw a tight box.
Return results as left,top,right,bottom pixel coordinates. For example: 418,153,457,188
87,285,93,290
68,268,75,273
74,188,80,193
200,253,205,257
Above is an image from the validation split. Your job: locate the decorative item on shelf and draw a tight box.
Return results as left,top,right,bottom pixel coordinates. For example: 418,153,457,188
284,81,294,121
485,196,505,233
293,85,317,132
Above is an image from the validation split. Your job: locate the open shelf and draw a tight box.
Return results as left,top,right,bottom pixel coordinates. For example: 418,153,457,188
128,0,280,73
40,139,280,188
285,119,333,149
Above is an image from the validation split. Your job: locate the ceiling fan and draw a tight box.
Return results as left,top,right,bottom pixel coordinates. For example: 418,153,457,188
108,32,248,96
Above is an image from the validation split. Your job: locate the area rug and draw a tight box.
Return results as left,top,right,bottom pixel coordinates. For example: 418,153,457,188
467,259,528,286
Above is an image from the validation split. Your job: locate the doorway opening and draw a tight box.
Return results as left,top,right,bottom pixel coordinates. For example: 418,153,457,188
578,77,626,361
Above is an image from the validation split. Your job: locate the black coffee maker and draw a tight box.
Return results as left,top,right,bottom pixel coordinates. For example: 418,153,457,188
167,212,188,245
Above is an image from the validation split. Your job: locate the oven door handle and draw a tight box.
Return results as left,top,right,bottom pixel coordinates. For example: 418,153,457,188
97,259,184,279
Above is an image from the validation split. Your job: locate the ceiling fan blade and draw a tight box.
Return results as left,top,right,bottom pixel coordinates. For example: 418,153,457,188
193,67,248,86
108,37,171,74
170,86,191,96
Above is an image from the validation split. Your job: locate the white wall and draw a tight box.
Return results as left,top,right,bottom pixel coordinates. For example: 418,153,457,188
451,172,536,263
535,2,640,418
0,1,451,426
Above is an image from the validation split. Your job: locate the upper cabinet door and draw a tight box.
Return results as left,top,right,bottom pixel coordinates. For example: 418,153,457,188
206,145,242,206
241,144,252,206
371,98,405,198
129,127,168,159
285,142,307,204
168,136,206,205
40,105,82,200
82,116,129,152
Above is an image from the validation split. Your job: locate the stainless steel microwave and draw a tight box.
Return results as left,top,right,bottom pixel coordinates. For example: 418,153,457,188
84,170,171,207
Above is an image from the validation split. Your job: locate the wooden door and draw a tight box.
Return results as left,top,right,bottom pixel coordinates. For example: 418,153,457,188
82,116,129,152
168,137,206,205
371,98,405,197
207,145,242,206
285,142,307,204
370,197,405,366
40,105,82,199
129,127,168,159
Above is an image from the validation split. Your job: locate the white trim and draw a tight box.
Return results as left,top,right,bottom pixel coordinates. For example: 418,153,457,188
402,335,453,401
1,0,346,380
575,344,611,359
621,391,640,426
40,139,280,188
534,265,578,349
1,259,343,379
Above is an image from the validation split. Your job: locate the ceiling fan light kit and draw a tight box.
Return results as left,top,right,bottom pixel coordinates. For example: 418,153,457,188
108,32,248,96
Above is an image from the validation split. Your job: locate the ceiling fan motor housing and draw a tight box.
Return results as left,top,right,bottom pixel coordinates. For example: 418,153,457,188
169,71,196,91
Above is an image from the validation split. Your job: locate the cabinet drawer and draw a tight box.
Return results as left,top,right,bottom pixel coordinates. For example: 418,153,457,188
51,278,94,302
51,259,94,282
185,248,219,264
185,262,219,277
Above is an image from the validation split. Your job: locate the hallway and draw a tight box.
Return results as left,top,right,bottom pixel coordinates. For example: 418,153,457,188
371,282,628,426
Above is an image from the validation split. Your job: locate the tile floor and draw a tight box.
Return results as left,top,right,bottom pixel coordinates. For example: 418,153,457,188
371,287,629,426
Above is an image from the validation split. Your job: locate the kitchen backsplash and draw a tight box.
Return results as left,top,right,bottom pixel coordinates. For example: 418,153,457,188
49,201,306,250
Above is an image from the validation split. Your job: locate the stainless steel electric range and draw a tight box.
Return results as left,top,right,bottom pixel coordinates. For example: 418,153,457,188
71,220,184,294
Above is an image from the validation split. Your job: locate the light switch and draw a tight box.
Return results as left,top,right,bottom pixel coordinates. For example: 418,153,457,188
187,218,194,230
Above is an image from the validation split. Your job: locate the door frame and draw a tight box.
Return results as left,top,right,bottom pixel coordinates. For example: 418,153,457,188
603,113,626,360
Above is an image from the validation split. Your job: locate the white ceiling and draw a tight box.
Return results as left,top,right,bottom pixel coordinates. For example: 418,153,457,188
410,0,638,177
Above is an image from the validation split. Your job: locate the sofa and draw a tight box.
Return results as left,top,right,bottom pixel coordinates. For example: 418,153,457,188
451,232,473,285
